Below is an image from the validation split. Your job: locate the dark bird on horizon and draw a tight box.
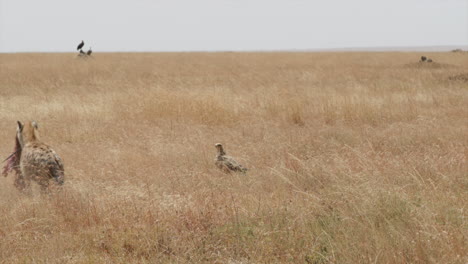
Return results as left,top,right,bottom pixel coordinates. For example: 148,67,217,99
86,47,92,56
77,40,84,51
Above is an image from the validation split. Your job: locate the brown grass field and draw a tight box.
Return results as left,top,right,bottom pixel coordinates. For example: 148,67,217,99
0,52,467,263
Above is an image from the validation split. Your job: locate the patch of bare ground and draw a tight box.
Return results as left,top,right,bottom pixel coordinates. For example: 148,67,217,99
449,73,468,82
404,61,457,69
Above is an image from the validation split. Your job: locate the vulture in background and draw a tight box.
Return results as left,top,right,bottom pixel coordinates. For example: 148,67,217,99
77,40,84,51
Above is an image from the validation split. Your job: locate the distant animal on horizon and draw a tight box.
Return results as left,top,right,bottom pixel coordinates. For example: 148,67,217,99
86,47,92,56
420,56,427,62
3,121,65,192
77,49,87,58
77,40,84,51
214,143,247,173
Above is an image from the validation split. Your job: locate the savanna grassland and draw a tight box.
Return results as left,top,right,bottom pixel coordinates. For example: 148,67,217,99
0,52,466,263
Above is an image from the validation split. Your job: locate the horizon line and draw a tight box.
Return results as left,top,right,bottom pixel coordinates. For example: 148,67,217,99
1,45,467,54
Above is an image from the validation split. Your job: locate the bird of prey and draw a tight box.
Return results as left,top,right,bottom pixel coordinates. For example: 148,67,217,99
86,47,92,56
214,143,247,173
77,40,84,51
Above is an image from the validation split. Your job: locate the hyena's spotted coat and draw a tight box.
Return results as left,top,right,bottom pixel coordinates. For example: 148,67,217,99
12,121,64,191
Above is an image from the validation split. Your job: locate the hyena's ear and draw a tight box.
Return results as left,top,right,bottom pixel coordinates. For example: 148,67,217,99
32,121,39,129
17,121,24,132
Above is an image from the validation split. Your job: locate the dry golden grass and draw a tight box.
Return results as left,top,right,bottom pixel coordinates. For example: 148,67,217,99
0,52,467,263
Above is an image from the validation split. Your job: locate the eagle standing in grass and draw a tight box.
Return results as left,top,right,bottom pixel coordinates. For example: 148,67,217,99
214,143,247,173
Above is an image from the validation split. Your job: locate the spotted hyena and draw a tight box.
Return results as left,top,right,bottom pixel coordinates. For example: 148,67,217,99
3,121,64,192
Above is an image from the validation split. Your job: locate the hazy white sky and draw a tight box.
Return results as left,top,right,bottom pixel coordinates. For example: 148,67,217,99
0,0,466,52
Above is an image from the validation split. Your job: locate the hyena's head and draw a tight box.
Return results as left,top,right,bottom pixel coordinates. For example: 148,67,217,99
16,121,39,148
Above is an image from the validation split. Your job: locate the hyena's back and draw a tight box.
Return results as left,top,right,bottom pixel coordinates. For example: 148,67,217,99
21,142,64,186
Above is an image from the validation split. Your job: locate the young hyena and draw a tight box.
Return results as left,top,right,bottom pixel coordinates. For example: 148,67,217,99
2,131,23,190
13,121,64,191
